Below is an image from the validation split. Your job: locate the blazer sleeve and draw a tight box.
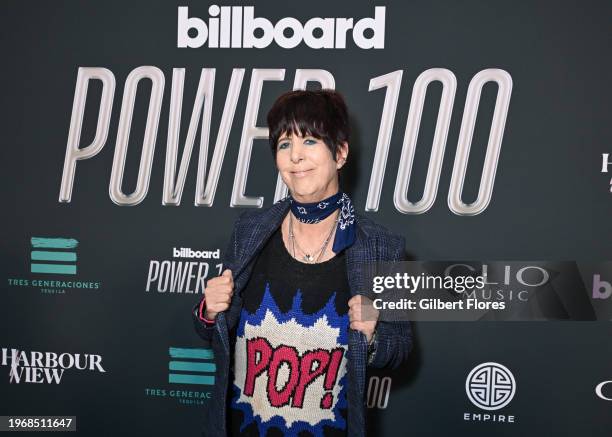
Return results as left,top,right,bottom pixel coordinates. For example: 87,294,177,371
191,213,242,342
367,236,414,370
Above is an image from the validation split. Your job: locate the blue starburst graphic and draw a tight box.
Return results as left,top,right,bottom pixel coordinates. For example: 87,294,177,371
231,284,348,436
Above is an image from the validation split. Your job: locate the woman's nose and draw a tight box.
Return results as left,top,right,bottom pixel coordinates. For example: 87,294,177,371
290,142,304,163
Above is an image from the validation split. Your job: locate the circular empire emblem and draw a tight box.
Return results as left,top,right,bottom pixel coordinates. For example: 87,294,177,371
465,362,516,410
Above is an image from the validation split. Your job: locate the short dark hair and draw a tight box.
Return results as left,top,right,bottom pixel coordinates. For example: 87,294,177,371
267,89,350,162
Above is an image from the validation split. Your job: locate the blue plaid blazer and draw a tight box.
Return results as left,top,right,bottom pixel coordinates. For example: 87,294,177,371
192,196,413,437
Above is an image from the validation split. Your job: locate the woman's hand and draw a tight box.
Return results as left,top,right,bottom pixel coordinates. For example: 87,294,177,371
348,294,379,344
203,269,234,320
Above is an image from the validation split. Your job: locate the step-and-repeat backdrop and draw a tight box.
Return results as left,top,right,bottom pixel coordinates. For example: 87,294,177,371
1,1,611,436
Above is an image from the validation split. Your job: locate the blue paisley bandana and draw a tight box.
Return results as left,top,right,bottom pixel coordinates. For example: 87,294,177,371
287,191,356,254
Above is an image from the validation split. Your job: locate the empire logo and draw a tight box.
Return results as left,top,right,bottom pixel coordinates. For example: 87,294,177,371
1,347,106,384
463,362,517,423
178,6,385,49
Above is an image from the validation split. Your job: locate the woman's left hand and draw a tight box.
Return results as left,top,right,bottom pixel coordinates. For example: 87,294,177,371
348,294,379,344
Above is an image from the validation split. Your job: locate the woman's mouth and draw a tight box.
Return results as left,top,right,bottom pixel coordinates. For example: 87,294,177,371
291,169,313,178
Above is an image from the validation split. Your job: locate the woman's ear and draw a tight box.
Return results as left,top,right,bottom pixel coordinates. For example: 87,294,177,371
336,141,349,169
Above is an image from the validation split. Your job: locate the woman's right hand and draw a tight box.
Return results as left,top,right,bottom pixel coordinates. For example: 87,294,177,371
203,269,234,321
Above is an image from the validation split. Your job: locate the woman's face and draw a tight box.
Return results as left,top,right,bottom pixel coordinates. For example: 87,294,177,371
275,131,348,203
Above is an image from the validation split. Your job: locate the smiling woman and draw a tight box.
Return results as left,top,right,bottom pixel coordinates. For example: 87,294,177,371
268,90,351,263
270,92,348,221
192,89,412,437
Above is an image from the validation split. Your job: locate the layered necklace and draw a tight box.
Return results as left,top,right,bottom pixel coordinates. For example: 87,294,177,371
285,190,356,262
288,210,339,263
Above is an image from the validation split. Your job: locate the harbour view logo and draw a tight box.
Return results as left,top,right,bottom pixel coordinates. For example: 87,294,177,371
463,362,516,423
1,347,106,384
6,236,102,294
178,6,386,49
30,237,77,275
145,247,222,294
145,346,215,406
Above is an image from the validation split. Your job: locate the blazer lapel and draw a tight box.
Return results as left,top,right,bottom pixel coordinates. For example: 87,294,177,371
344,215,376,297
232,198,291,297
344,216,372,436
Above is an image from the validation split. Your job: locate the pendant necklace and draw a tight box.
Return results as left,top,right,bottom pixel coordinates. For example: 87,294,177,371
288,211,339,263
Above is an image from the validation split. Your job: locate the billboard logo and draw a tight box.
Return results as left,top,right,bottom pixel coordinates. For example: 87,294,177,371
593,274,612,299
145,247,222,294
466,362,515,410
173,247,219,259
30,237,78,275
596,381,612,401
177,6,385,49
168,347,215,386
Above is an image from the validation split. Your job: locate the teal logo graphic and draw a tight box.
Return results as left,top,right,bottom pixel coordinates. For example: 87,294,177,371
169,347,215,386
30,237,78,275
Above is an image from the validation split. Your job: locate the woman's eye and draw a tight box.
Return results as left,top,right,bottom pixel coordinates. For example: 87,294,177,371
278,142,290,150
304,139,317,145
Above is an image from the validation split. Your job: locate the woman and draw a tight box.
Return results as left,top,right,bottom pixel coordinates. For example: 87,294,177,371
192,89,412,437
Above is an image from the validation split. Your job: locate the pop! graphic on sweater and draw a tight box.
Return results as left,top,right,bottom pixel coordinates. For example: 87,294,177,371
231,284,348,436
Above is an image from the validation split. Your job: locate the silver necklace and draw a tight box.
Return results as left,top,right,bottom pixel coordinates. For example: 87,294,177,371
288,211,339,263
